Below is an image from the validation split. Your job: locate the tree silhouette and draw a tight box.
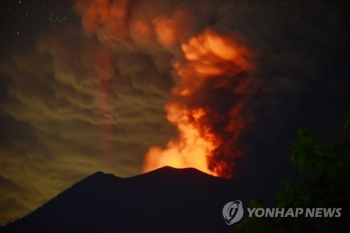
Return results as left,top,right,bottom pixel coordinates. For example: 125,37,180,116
237,118,350,233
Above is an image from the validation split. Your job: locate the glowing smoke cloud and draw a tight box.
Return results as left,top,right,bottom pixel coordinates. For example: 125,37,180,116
144,30,255,177
75,0,257,177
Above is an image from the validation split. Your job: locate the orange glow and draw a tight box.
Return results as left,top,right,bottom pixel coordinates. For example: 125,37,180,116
179,29,253,79
74,0,255,178
75,0,129,37
143,103,221,176
131,20,155,46
153,17,178,47
153,10,189,48
143,30,254,177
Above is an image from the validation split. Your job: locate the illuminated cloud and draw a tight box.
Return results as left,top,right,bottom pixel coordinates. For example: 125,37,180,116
0,0,349,226
0,24,174,225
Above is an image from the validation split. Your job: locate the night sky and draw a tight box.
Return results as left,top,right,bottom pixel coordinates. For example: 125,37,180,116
1,0,350,226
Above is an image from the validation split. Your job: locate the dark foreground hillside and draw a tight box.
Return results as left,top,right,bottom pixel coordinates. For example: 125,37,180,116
0,167,261,233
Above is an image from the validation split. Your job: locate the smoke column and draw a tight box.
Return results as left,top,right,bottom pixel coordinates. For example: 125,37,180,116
75,0,257,178
144,29,255,177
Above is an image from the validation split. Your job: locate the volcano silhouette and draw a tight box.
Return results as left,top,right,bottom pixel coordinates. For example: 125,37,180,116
0,166,259,233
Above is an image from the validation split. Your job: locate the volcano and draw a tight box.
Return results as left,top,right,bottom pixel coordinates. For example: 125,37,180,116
0,167,261,233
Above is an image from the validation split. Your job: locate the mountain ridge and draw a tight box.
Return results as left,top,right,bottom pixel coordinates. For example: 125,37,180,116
0,166,256,233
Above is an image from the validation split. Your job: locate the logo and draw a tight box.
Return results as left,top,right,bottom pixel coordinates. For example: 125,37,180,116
247,207,342,218
222,200,244,225
222,200,342,226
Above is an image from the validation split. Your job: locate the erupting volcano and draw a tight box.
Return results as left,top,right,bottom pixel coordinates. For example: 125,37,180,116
75,0,257,178
143,30,255,178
